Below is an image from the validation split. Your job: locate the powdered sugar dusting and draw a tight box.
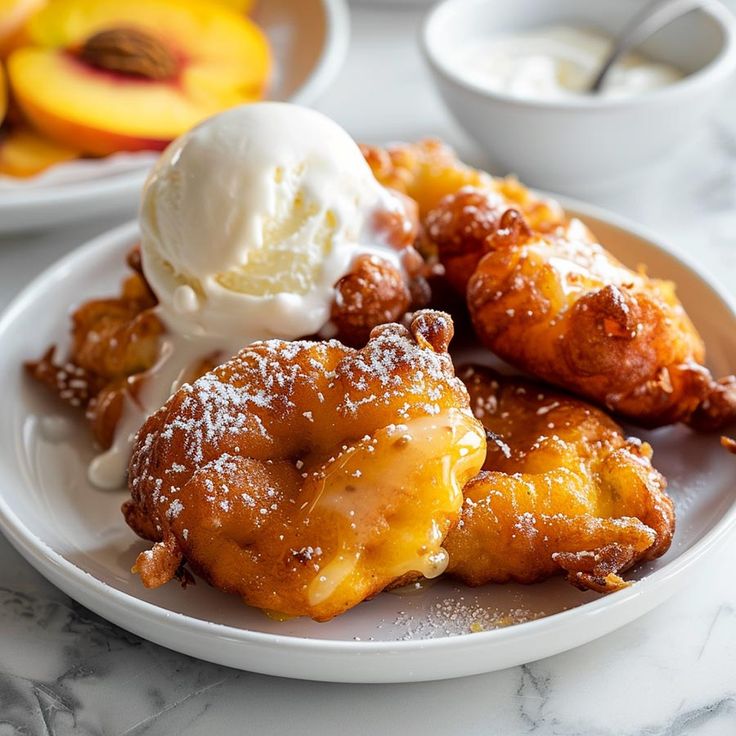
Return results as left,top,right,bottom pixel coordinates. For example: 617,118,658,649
130,319,468,491
390,596,547,640
127,315,472,567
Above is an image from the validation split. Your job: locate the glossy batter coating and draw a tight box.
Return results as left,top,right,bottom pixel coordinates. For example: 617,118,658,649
362,138,566,228
446,366,675,592
123,312,486,621
25,249,162,448
429,187,736,429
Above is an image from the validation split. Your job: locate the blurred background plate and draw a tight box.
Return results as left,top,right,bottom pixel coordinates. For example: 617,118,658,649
0,0,349,235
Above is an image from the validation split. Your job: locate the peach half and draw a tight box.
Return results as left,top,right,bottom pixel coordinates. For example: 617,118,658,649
7,0,271,156
0,0,45,58
0,64,6,124
0,124,79,177
211,0,256,12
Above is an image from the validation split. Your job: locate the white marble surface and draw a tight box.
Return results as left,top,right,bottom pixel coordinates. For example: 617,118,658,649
1,2,736,733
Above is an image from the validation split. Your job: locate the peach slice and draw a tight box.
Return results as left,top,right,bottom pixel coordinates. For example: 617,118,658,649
211,0,255,12
0,0,45,58
0,65,6,124
7,0,271,156
0,124,79,177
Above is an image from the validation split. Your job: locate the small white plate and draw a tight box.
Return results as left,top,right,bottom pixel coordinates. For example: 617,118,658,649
0,0,349,234
0,200,734,683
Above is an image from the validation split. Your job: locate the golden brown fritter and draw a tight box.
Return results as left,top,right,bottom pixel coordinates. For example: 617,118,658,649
26,228,430,449
123,312,486,621
362,139,566,228
425,189,531,295
428,187,736,430
361,188,432,323
445,365,675,593
722,436,736,454
25,248,162,448
331,255,411,346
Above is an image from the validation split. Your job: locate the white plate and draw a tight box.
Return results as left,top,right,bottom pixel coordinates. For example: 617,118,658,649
0,0,349,234
0,200,734,683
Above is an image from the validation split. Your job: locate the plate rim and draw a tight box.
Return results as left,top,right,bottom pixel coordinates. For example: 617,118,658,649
0,202,735,670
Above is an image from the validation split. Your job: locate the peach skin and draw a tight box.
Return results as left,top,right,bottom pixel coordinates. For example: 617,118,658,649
0,123,80,177
0,0,44,58
0,63,6,124
7,0,271,156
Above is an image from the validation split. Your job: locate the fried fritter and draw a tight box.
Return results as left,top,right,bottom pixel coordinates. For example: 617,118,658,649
25,249,162,448
124,312,486,621
26,234,430,449
428,186,736,430
331,255,411,346
445,366,675,593
362,139,566,228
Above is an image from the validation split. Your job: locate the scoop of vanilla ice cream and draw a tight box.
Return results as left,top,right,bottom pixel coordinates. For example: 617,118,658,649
140,102,404,343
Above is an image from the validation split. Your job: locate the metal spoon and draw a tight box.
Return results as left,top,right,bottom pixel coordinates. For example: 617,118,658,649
588,0,706,93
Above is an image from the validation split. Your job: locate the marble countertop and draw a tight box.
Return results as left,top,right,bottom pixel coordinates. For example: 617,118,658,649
1,3,735,734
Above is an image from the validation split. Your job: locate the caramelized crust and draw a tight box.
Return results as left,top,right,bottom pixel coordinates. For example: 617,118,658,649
722,435,736,454
26,239,428,448
446,366,675,593
124,311,486,621
331,185,430,340
25,347,104,409
362,139,565,228
428,186,736,429
331,255,411,346
25,248,162,447
70,299,162,379
329,194,430,346
426,191,530,294
361,139,492,217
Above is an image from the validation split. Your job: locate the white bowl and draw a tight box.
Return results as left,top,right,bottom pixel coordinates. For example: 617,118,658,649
0,0,349,234
421,0,736,194
254,0,349,107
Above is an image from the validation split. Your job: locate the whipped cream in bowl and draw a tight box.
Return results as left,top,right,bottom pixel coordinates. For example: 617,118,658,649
450,25,683,101
90,103,415,489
